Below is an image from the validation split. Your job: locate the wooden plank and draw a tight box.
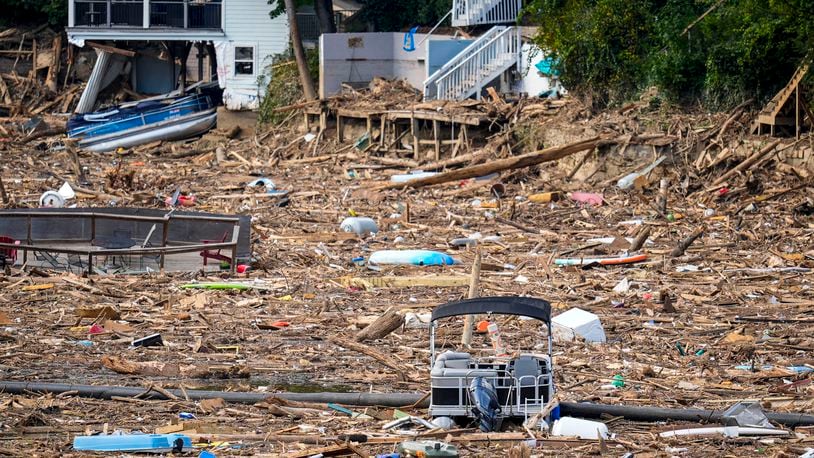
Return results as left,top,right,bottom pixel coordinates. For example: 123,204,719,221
335,275,470,289
86,41,136,57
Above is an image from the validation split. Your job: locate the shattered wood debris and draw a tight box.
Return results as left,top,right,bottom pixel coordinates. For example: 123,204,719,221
1,36,814,455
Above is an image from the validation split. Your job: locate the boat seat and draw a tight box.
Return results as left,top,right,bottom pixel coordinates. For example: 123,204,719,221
431,351,498,380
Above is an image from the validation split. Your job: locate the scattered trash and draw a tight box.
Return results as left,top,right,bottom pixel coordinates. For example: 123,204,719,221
554,254,647,266
659,426,789,438
404,312,431,329
722,402,774,428
617,156,666,189
486,322,510,356
551,417,610,440
612,278,630,294
397,440,458,457
391,171,439,183
569,192,604,206
552,308,606,343
132,333,163,348
528,191,560,203
340,217,378,236
39,182,76,208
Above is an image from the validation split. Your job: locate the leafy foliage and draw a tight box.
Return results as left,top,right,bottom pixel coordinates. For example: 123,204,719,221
257,48,319,125
0,0,67,26
353,0,451,32
524,0,814,109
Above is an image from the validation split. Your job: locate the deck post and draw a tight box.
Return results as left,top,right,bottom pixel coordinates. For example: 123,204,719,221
143,0,150,28
106,0,112,27
183,0,189,28
68,0,76,27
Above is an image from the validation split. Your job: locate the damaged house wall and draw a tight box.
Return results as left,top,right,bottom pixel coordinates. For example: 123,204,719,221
319,32,463,98
215,0,289,110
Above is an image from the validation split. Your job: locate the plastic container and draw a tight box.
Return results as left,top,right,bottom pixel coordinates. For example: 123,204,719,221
368,250,456,266
390,171,439,183
486,323,509,356
340,217,378,237
551,417,609,440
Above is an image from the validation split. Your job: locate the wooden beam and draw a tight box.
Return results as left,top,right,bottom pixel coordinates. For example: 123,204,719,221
379,136,601,190
85,41,136,57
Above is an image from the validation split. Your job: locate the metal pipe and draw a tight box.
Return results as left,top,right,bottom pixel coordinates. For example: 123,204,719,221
2,381,814,427
0,381,426,407
558,402,814,428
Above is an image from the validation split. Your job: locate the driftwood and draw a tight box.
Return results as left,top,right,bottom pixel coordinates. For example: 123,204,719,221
710,139,781,188
670,226,705,257
379,137,601,190
354,307,403,342
331,337,414,381
630,226,651,252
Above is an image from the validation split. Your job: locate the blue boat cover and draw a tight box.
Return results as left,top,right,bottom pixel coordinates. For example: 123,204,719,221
73,433,192,452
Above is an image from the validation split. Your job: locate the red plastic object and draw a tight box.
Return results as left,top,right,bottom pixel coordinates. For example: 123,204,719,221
718,187,729,196
476,320,490,334
164,195,196,207
271,321,290,327
236,264,250,274
88,324,105,335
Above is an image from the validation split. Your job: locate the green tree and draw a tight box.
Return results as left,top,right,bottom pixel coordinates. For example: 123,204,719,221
0,0,67,26
524,0,814,109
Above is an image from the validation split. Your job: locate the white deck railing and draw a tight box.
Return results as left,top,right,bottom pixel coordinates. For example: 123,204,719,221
452,0,521,26
424,26,519,101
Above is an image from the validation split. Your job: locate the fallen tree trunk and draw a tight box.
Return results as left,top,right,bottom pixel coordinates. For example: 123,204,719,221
377,136,601,190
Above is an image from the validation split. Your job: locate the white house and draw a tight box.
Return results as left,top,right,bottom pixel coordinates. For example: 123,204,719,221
65,0,358,112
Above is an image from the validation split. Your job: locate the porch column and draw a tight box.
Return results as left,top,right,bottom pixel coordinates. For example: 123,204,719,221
143,0,150,28
68,0,75,27
75,50,111,113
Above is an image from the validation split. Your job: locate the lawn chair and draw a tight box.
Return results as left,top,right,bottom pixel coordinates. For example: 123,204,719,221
199,231,232,267
0,236,20,268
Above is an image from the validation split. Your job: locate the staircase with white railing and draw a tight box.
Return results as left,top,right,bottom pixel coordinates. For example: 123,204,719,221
452,0,522,27
423,25,520,101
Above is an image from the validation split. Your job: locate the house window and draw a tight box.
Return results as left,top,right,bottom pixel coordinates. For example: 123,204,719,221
234,46,254,76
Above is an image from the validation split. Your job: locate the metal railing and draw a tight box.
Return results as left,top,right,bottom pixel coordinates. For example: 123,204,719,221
0,212,240,276
451,0,521,26
72,0,221,28
298,11,355,42
424,26,519,101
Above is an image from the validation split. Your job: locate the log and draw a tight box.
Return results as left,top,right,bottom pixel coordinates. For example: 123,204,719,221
461,250,482,346
0,175,8,205
710,139,781,188
331,337,413,381
377,137,601,190
0,74,11,105
629,226,650,252
657,178,668,214
45,35,61,92
670,226,705,257
86,41,136,57
354,307,403,342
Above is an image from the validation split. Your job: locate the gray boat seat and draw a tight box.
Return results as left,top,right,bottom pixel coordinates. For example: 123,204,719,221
431,351,499,379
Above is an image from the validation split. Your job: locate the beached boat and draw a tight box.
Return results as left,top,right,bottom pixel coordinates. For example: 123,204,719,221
67,94,217,152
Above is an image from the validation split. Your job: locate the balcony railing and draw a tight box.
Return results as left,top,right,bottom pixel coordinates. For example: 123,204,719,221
297,10,354,42
71,0,222,29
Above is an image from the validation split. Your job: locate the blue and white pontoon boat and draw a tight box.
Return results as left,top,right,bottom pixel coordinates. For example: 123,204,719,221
67,94,217,152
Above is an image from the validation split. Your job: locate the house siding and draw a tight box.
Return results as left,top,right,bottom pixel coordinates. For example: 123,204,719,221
221,0,289,105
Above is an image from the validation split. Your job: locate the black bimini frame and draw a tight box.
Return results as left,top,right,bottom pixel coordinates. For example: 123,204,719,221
429,296,553,364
